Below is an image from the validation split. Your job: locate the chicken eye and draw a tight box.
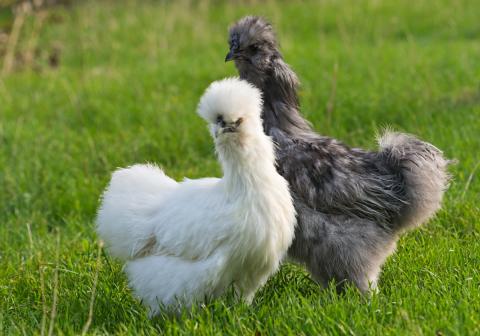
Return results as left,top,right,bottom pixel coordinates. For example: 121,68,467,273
249,44,259,53
235,118,244,126
216,115,226,127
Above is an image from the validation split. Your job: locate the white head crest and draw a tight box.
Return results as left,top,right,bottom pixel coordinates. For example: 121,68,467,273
198,78,263,129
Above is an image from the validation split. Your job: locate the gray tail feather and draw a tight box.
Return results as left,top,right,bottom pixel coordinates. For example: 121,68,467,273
378,131,452,231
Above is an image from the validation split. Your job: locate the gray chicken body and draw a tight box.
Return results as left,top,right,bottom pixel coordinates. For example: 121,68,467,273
227,16,450,292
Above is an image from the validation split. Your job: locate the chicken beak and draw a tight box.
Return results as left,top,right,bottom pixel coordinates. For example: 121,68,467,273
225,50,234,62
221,118,243,133
222,125,236,133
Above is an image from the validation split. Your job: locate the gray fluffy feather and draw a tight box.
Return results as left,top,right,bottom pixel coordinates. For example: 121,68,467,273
227,16,451,292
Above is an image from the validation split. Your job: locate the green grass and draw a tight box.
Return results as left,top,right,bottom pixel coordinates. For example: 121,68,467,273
1,0,479,334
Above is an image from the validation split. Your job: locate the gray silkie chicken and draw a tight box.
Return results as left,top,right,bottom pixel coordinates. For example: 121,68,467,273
225,16,451,293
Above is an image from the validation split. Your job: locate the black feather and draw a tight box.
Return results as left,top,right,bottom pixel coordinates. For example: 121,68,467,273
228,16,450,292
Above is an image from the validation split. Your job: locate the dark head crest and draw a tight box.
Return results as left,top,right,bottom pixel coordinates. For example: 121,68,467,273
225,16,281,84
228,16,277,54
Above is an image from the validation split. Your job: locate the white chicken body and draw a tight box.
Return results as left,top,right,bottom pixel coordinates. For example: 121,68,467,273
96,78,296,315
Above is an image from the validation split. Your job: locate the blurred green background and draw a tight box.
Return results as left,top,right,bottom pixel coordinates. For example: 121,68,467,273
1,0,479,334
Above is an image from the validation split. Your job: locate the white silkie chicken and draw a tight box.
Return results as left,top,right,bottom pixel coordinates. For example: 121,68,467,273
96,78,296,315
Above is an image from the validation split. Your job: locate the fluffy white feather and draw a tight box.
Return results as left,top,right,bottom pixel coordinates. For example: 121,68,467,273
96,78,296,315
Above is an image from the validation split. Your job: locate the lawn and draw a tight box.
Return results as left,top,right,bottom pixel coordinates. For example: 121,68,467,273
1,0,479,334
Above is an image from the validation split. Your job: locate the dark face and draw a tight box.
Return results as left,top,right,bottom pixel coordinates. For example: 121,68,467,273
225,16,279,79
